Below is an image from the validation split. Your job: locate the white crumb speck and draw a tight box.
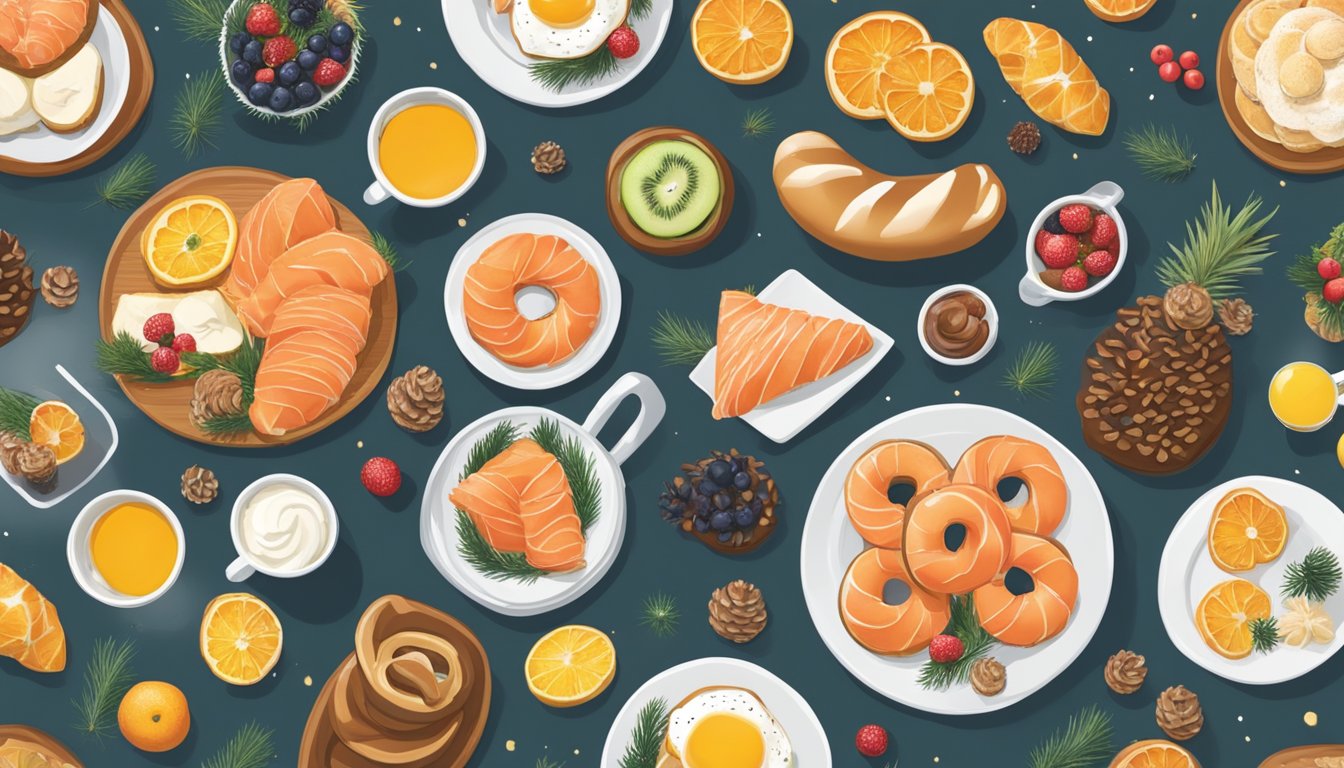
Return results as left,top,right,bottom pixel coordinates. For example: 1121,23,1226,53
505,740,516,752
154,25,160,31
885,396,891,402
1087,35,1093,42
357,440,364,448
393,16,402,25
459,218,467,227
1246,736,1252,743
304,675,312,686
954,390,961,397
430,61,438,70
1072,152,1079,160
1238,715,1244,722
1149,94,1155,101
1280,180,1287,187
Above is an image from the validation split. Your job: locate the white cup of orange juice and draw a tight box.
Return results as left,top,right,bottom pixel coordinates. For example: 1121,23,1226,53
364,87,486,208
1268,361,1344,431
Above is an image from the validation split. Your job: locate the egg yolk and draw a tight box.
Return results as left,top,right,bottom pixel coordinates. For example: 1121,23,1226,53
530,0,596,27
683,713,766,768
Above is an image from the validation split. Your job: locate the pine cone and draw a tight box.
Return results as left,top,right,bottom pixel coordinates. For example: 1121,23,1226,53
1218,297,1253,335
708,579,767,643
531,141,567,175
386,365,444,432
970,657,1006,696
40,266,78,309
16,442,56,488
0,231,33,348
1155,685,1203,741
190,369,245,427
0,431,26,475
1104,649,1147,694
181,465,219,504
1163,283,1214,331
1305,292,1344,342
1007,121,1042,155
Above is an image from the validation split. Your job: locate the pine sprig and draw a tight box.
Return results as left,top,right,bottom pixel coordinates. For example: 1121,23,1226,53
72,638,136,738
1288,224,1344,337
1122,124,1196,182
651,310,714,366
93,154,155,209
1282,547,1342,602
171,72,225,158
619,697,669,768
0,386,41,440
170,0,229,41
1250,616,1281,654
1001,341,1059,398
529,0,653,91
200,722,274,768
535,758,564,768
741,108,775,139
96,331,178,382
370,231,408,272
1027,706,1114,768
531,418,600,530
917,595,996,690
1156,182,1278,299
639,592,680,637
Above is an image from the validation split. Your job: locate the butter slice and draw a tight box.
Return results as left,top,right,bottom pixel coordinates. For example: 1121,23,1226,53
32,43,102,133
0,68,40,136
112,291,246,356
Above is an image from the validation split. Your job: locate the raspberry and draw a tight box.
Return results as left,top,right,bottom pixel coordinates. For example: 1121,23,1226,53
313,58,347,87
855,724,889,758
929,634,964,663
1038,233,1080,269
262,36,298,67
171,334,197,353
361,457,402,497
254,67,275,84
143,313,175,345
245,2,282,36
606,26,640,59
1057,204,1093,234
150,347,181,374
1083,249,1117,277
1061,266,1089,292
1088,212,1118,248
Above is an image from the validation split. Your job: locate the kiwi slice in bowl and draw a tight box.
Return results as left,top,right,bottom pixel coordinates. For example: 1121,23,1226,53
619,140,722,239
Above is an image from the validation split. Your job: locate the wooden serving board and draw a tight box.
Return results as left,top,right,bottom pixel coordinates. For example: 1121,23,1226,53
1217,0,1344,175
0,0,154,178
97,167,398,448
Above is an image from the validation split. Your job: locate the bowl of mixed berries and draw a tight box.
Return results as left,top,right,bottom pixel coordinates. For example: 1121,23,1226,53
220,0,361,119
1019,181,1128,306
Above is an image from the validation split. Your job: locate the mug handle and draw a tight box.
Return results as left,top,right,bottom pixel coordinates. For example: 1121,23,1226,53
1085,180,1125,209
1019,273,1054,307
363,180,391,206
582,372,666,467
226,556,255,582
1334,369,1344,403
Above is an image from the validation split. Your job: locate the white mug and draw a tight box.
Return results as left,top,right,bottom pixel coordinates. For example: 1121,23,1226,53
227,474,339,582
363,87,486,208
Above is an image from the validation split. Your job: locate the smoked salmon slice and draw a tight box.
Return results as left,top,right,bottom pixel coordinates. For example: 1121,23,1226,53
226,178,337,300
0,563,66,673
712,290,873,419
0,0,97,76
236,231,389,337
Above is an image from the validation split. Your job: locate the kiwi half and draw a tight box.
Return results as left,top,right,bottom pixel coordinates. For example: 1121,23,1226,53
619,140,721,239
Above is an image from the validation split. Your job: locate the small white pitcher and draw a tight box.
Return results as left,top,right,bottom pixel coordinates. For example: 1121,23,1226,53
1019,181,1127,307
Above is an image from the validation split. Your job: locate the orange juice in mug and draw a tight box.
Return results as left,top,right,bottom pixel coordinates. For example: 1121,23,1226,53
1268,361,1344,431
364,88,485,208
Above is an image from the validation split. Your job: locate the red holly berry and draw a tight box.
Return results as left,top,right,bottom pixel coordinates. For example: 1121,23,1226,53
313,58,348,87
361,457,402,497
1061,265,1090,293
245,2,282,36
1178,50,1200,70
150,347,181,374
1325,277,1344,304
606,26,640,59
1038,233,1080,269
854,724,889,758
929,634,965,664
1083,249,1118,278
1150,44,1173,65
262,36,297,67
1088,213,1119,248
1183,69,1205,90
172,333,197,353
1318,257,1342,280
1057,204,1093,234
143,312,175,345
1158,61,1182,82
254,67,275,84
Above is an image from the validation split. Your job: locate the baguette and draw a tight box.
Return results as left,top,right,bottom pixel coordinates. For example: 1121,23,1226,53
772,131,1006,262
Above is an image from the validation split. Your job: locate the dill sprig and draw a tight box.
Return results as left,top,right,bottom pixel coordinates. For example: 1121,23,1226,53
917,595,996,690
1250,616,1281,654
0,386,41,440
619,698,669,768
1156,182,1278,299
171,72,225,158
741,107,775,139
530,0,652,91
72,638,136,738
370,231,408,272
639,593,680,637
1027,705,1114,768
170,0,229,42
651,310,714,366
1282,547,1342,603
94,153,155,209
1122,124,1196,182
1001,341,1058,398
201,722,274,768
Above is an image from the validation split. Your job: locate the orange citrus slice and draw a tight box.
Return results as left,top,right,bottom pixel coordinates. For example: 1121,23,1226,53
879,42,975,141
141,195,238,287
1084,0,1159,22
199,593,283,686
1196,579,1271,660
28,401,83,465
524,625,615,708
691,0,794,85
983,17,1110,136
1207,487,1288,572
825,11,930,119
1110,739,1201,768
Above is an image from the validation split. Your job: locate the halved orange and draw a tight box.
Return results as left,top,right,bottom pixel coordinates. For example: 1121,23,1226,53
28,401,83,465
1084,0,1159,23
524,625,616,708
691,0,794,85
1207,487,1288,572
879,42,975,141
1110,739,1201,768
1196,579,1271,660
825,11,930,119
141,195,238,287
199,593,283,686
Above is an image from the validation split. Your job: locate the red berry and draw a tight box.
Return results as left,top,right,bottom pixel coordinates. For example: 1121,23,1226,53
1183,69,1205,90
1325,278,1344,304
606,25,640,59
855,724,889,758
253,67,275,84
171,333,197,353
245,2,282,36
1158,61,1182,82
361,457,402,497
1178,50,1200,70
1061,266,1090,292
1057,204,1093,234
313,58,348,87
1038,233,1080,269
150,347,181,374
1088,212,1119,249
143,312,175,345
262,36,297,67
1034,228,1052,254
1318,257,1342,280
1150,44,1173,65
1083,249,1118,277
929,633,965,664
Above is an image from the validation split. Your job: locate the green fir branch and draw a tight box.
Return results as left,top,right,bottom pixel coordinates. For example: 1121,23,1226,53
1288,225,1344,337
455,511,543,584
639,593,680,637
1282,547,1342,602
535,758,565,768
1027,706,1114,768
530,0,651,91
531,417,600,530
171,0,229,42
72,638,136,738
619,697,669,768
1122,124,1196,182
198,410,255,437
172,72,225,158
1001,341,1058,398
1250,616,1281,654
741,107,775,139
1156,182,1278,299
651,310,713,366
370,231,409,272
917,594,996,690
96,331,179,383
0,386,41,441
200,722,275,768
93,154,155,209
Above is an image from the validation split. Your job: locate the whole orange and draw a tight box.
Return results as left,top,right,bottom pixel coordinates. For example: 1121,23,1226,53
117,681,191,752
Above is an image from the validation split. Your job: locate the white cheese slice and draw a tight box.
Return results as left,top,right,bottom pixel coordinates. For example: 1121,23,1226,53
111,291,246,356
32,43,102,133
0,68,40,136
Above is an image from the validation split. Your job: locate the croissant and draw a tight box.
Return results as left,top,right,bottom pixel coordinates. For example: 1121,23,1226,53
772,131,1006,262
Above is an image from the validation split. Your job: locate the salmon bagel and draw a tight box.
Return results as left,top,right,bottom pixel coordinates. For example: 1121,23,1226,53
839,547,952,655
974,532,1078,647
951,435,1068,535
844,440,950,549
902,484,1012,595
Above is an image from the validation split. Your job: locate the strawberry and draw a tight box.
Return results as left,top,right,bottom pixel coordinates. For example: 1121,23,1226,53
854,724,889,758
254,67,275,84
1057,204,1094,234
1038,233,1080,269
171,333,197,353
262,36,298,67
143,312,175,345
245,2,282,37
1034,228,1052,255
606,26,639,59
1083,249,1117,277
929,634,964,663
1088,213,1118,248
1061,265,1089,292
151,347,181,374
313,58,347,87
361,457,402,497
1325,277,1344,304
1318,257,1341,281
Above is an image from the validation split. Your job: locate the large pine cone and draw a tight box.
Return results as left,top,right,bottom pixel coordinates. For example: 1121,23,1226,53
1155,685,1203,740
386,365,444,432
0,231,34,348
190,370,245,427
708,580,767,643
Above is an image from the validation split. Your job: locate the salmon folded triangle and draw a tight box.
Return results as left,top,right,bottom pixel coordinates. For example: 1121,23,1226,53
0,563,66,673
712,290,874,419
226,178,338,300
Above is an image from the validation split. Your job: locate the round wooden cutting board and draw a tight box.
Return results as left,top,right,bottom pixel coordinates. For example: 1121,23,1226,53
1217,0,1344,175
97,166,398,448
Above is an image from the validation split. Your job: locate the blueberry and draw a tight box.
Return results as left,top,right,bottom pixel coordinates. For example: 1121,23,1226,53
710,511,733,531
732,472,751,491
230,59,254,86
243,39,263,65
278,61,302,85
697,478,718,495
676,482,692,500
229,32,251,55
298,49,320,71
733,508,756,528
294,81,318,105
247,82,274,106
692,517,710,534
717,531,733,543
328,44,348,63
289,7,315,27
1042,211,1067,235
329,21,354,46
713,492,732,511
270,86,295,112
707,460,734,486
307,34,328,52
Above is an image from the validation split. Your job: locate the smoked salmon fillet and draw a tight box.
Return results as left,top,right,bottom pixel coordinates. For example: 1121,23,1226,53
236,231,389,337
0,563,66,673
712,290,873,419
226,178,337,300
0,0,97,76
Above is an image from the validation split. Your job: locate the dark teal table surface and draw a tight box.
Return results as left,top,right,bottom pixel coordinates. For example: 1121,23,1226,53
2,0,1343,765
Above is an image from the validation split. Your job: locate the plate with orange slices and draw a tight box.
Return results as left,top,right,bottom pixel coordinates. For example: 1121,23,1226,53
1158,476,1344,685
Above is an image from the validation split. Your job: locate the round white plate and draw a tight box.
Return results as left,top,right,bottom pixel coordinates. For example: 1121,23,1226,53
601,658,832,766
445,213,621,391
0,6,131,165
799,404,1114,715
442,0,672,108
1158,475,1344,685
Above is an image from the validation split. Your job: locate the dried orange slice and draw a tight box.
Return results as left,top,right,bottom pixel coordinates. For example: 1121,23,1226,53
199,593,283,686
1196,579,1271,660
141,195,238,287
28,401,83,465
878,42,975,141
1084,0,1159,22
983,17,1110,136
1207,487,1288,572
825,11,930,119
691,0,794,85
1110,739,1201,768
524,625,615,708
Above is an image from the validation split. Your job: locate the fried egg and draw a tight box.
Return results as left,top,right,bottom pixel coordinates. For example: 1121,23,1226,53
665,687,792,768
510,0,629,60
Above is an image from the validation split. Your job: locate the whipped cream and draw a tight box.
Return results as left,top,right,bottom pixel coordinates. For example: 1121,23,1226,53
239,482,330,574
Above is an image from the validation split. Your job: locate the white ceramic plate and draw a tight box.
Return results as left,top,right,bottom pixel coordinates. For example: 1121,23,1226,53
445,213,621,390
601,658,832,767
0,6,131,165
1158,475,1344,685
689,269,894,444
799,404,1114,715
442,0,672,108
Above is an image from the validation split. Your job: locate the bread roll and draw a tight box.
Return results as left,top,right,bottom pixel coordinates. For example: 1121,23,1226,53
32,43,102,134
772,131,1006,262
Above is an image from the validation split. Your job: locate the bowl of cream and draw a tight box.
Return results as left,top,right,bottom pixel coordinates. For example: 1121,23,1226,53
228,474,337,581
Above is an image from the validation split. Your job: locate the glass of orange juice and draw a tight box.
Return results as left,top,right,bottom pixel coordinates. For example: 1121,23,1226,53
364,87,485,208
1268,361,1344,431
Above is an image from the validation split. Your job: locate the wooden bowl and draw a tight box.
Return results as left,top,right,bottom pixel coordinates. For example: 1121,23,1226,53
0,725,83,767
605,127,734,256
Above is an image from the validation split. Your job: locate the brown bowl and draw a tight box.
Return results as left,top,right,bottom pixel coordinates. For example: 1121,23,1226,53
605,127,734,256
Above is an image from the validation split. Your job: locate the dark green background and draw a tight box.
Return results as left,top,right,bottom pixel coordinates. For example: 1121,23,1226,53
2,0,1342,765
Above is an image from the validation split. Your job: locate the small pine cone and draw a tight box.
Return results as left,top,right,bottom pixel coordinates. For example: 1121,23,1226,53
531,141,567,175
0,431,26,475
1104,649,1147,694
1305,292,1344,342
190,369,245,427
1007,121,1042,155
1218,298,1253,336
1155,685,1203,741
1164,283,1214,330
970,657,1006,696
181,465,219,504
16,441,56,488
40,266,78,308
708,579,767,644
386,365,444,432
